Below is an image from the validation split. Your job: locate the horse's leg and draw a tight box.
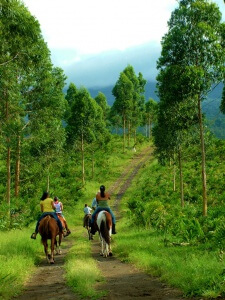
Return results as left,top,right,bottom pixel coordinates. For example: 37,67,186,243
57,233,62,255
49,237,55,264
43,240,50,263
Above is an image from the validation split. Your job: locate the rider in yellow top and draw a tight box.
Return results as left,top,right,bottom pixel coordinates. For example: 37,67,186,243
31,191,66,239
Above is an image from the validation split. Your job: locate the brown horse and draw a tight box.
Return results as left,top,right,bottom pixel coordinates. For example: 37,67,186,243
38,215,62,264
96,210,112,257
84,214,93,240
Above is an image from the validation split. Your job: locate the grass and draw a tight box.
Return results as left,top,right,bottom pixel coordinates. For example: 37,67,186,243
64,226,106,299
113,219,225,298
0,227,43,299
111,151,225,299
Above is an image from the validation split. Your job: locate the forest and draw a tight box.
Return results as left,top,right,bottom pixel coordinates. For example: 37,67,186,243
0,0,225,299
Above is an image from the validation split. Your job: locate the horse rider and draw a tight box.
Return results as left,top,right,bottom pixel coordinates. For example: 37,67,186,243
53,196,71,236
90,185,116,235
31,191,67,239
83,203,92,227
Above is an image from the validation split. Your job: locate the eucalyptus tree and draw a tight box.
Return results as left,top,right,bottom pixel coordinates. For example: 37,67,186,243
123,66,146,145
157,0,225,216
0,0,50,205
112,72,133,152
66,86,97,185
144,98,158,139
95,92,110,121
27,67,67,192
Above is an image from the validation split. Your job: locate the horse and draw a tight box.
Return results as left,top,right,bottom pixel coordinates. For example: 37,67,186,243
38,215,62,264
84,214,93,240
96,210,113,257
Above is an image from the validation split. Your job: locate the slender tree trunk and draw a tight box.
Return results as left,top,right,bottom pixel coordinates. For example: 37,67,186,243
145,124,147,137
15,134,21,197
123,115,126,153
6,101,11,208
178,148,184,208
198,97,207,216
92,151,94,179
81,132,85,184
47,173,50,193
148,117,150,139
173,154,176,192
128,120,130,147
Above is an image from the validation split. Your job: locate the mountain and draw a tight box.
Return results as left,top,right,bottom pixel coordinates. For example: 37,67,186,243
89,80,159,106
89,81,225,139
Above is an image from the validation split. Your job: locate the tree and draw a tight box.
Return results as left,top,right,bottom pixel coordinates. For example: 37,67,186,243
157,0,225,216
112,72,133,152
66,87,97,185
144,98,158,139
0,0,50,206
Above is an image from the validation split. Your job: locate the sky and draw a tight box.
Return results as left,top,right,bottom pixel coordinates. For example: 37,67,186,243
22,0,225,89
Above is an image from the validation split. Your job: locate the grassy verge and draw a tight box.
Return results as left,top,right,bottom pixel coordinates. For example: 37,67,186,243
0,227,43,299
113,220,224,298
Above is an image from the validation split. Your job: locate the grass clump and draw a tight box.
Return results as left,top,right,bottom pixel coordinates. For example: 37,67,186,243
64,227,106,299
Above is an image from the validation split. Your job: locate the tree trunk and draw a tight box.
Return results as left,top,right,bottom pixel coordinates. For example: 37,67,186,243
92,151,94,179
128,120,130,147
123,115,126,153
173,154,176,192
6,101,10,208
15,134,21,197
148,117,151,139
178,148,184,208
81,132,85,184
145,124,147,137
198,97,207,216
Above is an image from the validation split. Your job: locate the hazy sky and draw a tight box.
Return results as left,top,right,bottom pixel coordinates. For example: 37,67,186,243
22,0,225,88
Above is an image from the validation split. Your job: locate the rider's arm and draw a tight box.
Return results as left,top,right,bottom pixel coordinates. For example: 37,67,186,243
40,203,44,212
60,202,63,211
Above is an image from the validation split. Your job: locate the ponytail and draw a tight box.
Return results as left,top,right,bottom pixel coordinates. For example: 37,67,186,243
100,185,105,197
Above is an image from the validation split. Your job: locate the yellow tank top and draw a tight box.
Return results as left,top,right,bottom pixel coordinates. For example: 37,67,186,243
40,198,54,212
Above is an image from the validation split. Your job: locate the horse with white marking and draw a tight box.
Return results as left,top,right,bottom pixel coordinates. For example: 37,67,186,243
96,210,112,257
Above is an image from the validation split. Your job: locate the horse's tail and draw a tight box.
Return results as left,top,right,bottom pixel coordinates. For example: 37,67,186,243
39,215,51,242
100,212,111,245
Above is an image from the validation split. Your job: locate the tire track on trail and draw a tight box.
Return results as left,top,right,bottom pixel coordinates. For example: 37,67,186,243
13,239,77,300
91,146,198,300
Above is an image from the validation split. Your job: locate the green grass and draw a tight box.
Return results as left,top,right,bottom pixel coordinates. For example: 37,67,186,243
64,226,106,299
113,220,225,298
0,227,43,299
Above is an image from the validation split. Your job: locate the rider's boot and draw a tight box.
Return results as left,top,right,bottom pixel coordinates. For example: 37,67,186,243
112,224,117,234
31,232,37,239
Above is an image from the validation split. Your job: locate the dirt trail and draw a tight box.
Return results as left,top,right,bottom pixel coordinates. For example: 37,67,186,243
91,146,192,300
14,146,197,300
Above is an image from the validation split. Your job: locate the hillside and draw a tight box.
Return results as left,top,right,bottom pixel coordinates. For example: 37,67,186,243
89,81,225,139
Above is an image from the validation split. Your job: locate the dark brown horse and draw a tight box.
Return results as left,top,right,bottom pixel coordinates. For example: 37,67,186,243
38,215,62,264
96,210,112,257
84,214,93,240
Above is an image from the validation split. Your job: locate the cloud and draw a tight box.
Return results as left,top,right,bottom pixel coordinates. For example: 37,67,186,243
55,42,161,88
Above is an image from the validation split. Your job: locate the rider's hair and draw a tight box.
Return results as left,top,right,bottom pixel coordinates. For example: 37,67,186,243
100,185,105,197
41,191,49,200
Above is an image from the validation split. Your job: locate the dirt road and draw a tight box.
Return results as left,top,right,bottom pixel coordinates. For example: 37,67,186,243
14,147,195,300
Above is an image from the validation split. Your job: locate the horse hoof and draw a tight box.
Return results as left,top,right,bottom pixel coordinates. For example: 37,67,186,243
100,253,103,256
109,252,113,256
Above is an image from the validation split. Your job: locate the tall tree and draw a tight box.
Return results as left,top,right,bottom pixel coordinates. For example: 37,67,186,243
112,72,133,152
157,0,225,216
